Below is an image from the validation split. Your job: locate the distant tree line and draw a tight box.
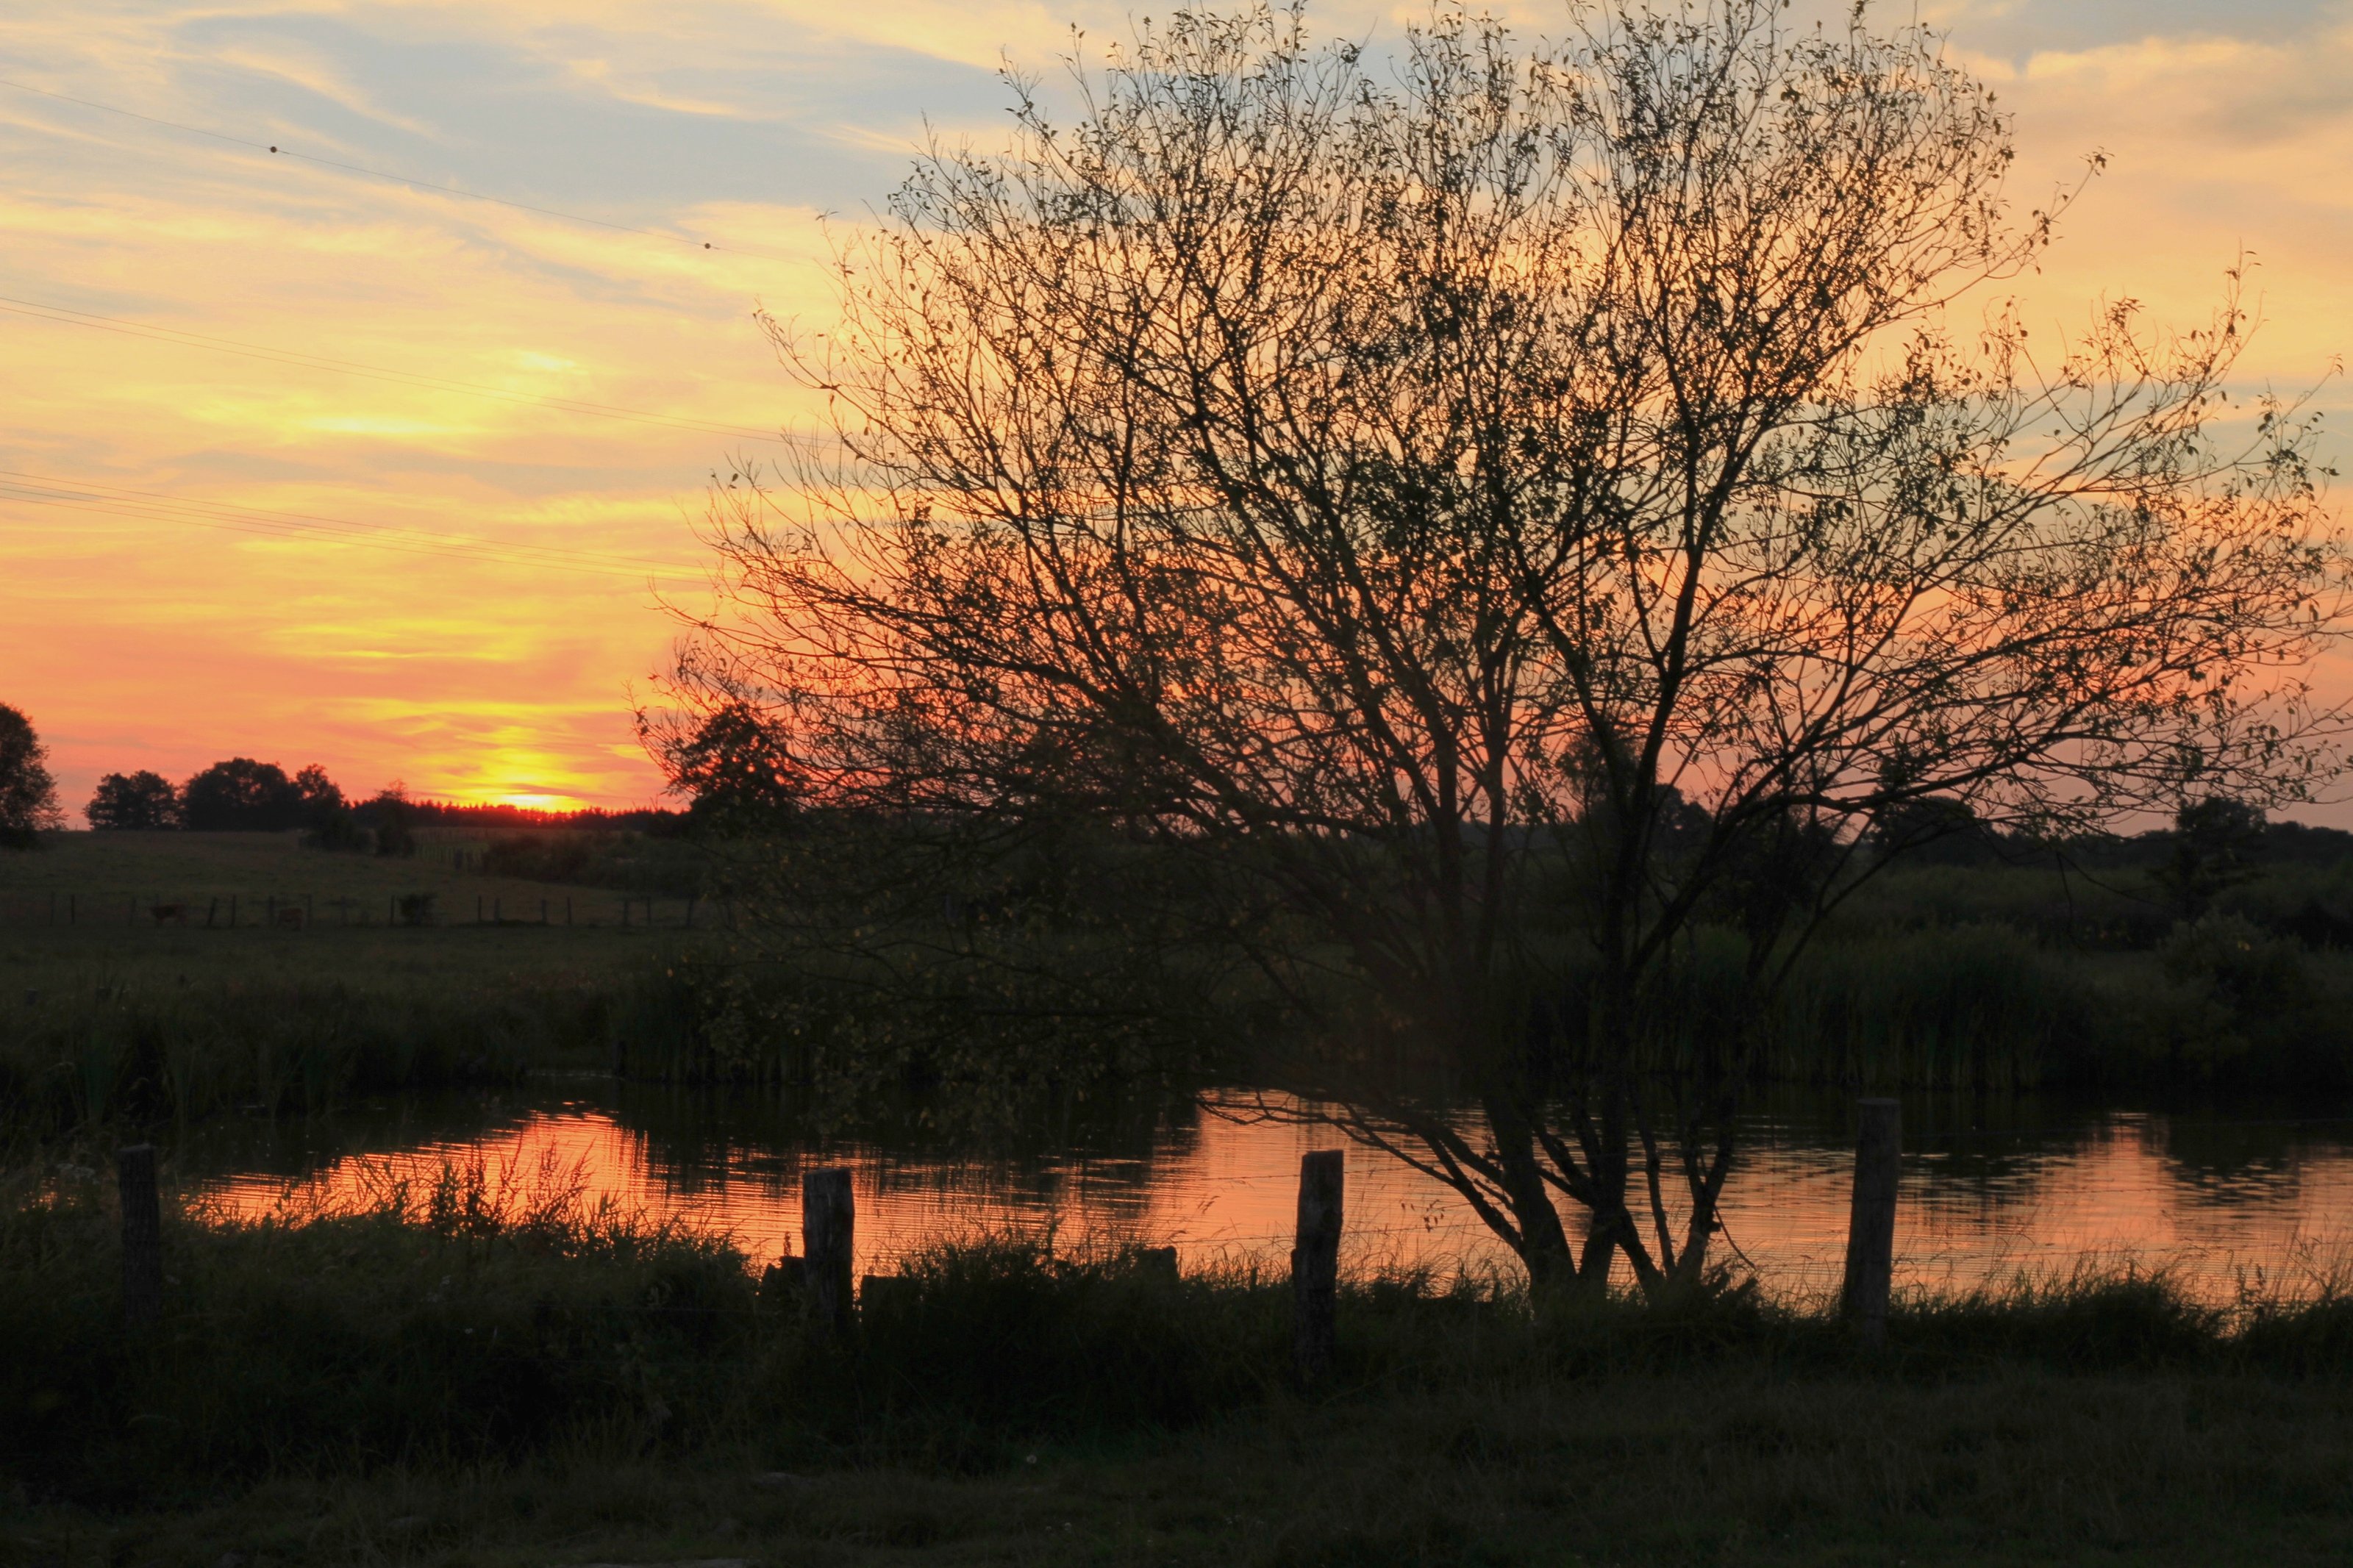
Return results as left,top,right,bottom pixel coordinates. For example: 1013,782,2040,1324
85,759,421,853
82,756,685,846
390,799,684,834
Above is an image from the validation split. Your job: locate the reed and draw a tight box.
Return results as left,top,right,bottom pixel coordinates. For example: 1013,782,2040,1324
0,978,636,1145
13,1159,2353,1506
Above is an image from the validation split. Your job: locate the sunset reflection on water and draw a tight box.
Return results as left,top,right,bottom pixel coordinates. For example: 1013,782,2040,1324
193,1092,2353,1303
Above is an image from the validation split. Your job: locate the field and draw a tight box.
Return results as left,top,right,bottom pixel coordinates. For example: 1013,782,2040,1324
0,827,708,936
13,828,2353,1150
0,831,720,1145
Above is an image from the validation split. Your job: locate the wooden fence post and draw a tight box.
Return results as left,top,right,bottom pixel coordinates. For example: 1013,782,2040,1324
1840,1098,1902,1347
802,1167,855,1338
1293,1150,1344,1386
118,1144,163,1328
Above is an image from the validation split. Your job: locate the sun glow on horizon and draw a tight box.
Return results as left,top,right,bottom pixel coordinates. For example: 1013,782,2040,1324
483,792,593,814
4,0,2352,822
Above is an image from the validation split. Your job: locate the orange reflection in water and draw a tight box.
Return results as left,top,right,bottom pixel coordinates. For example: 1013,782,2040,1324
197,1100,2353,1302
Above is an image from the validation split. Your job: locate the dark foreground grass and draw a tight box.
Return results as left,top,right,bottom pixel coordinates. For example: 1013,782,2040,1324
8,1169,2353,1565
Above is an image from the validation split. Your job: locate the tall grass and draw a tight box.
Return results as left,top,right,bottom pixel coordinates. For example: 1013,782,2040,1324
0,979,636,1144
13,1157,2353,1508
1725,922,2353,1092
1759,926,2096,1089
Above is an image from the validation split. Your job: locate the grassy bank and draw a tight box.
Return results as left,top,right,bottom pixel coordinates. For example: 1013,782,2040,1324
0,827,710,914
15,828,2353,1143
0,831,732,1143
8,1167,2353,1564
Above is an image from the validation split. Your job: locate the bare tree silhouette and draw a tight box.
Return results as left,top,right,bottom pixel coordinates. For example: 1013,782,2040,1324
663,3,2349,1295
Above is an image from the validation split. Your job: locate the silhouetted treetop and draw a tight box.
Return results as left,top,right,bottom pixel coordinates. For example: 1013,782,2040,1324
87,770,180,831
182,759,301,831
643,700,800,834
0,704,64,849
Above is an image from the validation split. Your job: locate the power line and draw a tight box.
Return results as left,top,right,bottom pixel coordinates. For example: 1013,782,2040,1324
0,293,801,446
0,76,796,262
0,469,704,580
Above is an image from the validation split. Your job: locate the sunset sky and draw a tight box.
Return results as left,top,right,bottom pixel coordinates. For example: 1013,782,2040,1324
5,0,2352,817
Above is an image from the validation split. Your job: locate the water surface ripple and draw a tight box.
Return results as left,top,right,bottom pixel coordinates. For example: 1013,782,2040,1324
190,1085,2353,1303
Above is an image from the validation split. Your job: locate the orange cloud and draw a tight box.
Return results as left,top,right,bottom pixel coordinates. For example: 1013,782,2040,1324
4,1,2350,820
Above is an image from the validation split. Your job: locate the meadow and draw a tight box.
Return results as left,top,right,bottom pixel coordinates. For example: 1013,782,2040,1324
10,824,2353,1152
0,831,717,1147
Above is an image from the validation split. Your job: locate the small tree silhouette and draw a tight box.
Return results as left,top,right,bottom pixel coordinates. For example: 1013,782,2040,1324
369,783,419,858
2163,797,2269,918
182,759,303,831
87,770,179,831
0,704,64,849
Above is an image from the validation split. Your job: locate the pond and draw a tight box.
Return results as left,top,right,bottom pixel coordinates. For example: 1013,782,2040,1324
186,1079,2353,1303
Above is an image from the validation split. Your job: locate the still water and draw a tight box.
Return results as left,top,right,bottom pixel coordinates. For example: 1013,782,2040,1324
190,1081,2353,1303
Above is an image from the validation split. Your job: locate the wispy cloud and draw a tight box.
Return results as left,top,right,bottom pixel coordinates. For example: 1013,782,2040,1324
3,0,2349,816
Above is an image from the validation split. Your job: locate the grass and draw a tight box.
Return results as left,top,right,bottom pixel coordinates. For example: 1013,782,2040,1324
13,828,2353,1148
0,831,736,1144
9,1161,2353,1564
16,1372,2353,1565
0,826,707,914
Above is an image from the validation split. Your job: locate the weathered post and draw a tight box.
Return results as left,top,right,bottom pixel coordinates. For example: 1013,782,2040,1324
1293,1150,1344,1386
118,1144,163,1328
1840,1098,1902,1347
802,1167,855,1339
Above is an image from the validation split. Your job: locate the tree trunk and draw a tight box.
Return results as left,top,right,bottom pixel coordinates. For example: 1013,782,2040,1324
1488,1099,1579,1294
